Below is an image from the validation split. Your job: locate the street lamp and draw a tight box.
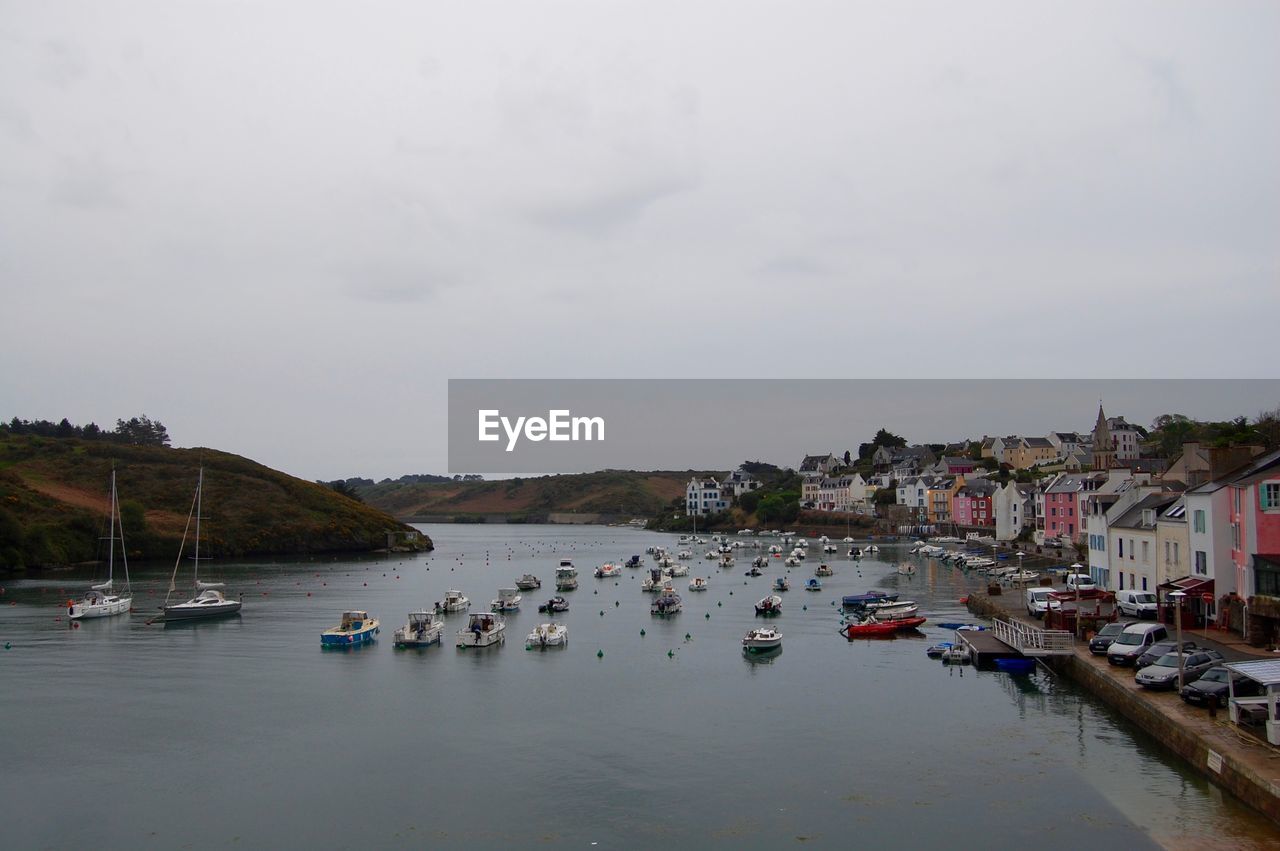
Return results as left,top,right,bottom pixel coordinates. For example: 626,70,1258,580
1170,590,1187,691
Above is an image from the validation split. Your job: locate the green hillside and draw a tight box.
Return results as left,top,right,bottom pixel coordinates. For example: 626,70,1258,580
0,434,430,572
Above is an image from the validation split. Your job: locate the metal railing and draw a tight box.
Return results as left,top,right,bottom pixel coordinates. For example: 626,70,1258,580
992,618,1074,656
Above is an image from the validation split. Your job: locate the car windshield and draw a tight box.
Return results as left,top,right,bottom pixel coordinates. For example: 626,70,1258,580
1113,632,1146,646
1198,668,1228,683
1098,624,1125,637
1135,593,1156,603
1154,653,1184,667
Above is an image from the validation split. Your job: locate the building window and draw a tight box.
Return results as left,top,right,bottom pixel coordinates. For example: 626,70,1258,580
1130,539,1135,560
1173,543,1179,565
1258,562,1280,597
1232,523,1240,551
1141,577,1147,591
1263,482,1280,510
1164,541,1170,564
1141,541,1148,563
1118,539,1124,558
1195,551,1207,575
1193,510,1205,533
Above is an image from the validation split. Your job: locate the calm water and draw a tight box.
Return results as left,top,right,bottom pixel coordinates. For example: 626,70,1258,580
2,524,1276,849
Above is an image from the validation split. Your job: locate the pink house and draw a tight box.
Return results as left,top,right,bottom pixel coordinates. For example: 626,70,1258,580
1225,450,1280,644
953,481,997,527
1044,474,1083,542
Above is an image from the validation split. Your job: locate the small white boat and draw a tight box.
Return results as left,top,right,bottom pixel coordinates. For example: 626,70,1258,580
755,595,783,616
784,556,801,567
594,563,621,578
864,600,919,620
768,544,782,554
162,468,241,622
796,539,809,548
525,622,568,649
752,556,768,568
940,645,972,664
668,562,689,577
822,544,837,553
651,592,682,616
704,551,718,560
688,576,709,592
1005,570,1039,584
677,550,692,560
805,578,822,591
742,626,782,652
642,569,665,592
437,590,471,613
457,612,505,648
490,588,522,612
849,547,862,559
720,554,735,567
843,537,855,544
865,545,880,554
515,574,541,591
897,563,917,576
394,610,443,647
815,563,833,577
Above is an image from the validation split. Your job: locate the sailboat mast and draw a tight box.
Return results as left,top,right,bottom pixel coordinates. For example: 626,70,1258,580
193,466,203,586
114,466,131,593
107,466,116,586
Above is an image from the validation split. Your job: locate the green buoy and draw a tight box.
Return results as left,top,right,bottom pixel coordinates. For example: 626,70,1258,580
704,612,710,619
684,633,691,641
599,610,604,616
717,601,722,607
640,628,646,636
667,650,674,658
597,649,604,658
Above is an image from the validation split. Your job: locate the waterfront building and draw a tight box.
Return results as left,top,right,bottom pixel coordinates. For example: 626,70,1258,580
686,478,728,516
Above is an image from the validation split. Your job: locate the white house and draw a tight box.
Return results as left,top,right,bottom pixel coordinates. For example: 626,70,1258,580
994,480,1034,542
799,454,839,475
1185,477,1235,597
815,474,868,512
1107,416,1142,463
1107,493,1183,594
722,469,763,499
686,478,728,516
896,476,932,519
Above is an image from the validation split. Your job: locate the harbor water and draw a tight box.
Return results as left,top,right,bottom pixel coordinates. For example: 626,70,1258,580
2,524,1277,849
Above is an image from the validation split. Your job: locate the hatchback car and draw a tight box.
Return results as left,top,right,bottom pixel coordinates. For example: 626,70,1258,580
1089,622,1130,655
1135,649,1224,690
1135,639,1198,671
1180,666,1264,707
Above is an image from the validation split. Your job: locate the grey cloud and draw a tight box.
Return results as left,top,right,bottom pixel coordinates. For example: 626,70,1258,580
527,171,698,236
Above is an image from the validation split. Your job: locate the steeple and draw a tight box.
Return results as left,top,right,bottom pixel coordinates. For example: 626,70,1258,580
1092,402,1115,469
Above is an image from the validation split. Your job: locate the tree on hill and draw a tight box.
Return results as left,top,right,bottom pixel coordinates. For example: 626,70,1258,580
858,427,907,460
2,415,171,446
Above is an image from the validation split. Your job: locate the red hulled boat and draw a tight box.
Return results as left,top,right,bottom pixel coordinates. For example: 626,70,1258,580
841,616,927,638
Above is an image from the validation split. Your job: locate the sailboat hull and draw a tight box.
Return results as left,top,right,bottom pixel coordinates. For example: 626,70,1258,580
162,600,242,621
69,597,131,619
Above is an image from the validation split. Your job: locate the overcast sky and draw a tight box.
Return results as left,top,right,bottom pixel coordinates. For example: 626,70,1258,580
1,2,1276,480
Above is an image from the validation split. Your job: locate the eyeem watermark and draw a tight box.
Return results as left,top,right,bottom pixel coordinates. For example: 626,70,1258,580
478,409,605,452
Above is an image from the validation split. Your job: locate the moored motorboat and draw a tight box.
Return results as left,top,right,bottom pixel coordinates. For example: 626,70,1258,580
393,610,443,647
515,574,542,591
490,588,522,612
668,562,689,577
625,555,642,568
926,642,953,658
555,565,578,591
941,645,972,664
865,545,880,554
805,578,822,591
745,565,763,577
688,576,709,592
525,622,568,649
537,596,570,613
841,591,898,609
322,610,380,646
436,590,470,613
742,626,783,653
651,592,682,616
840,615,926,638
755,594,782,616
863,599,919,620
814,563,833,577
773,576,789,592
457,612,505,648
642,568,665,592
897,563,917,576
595,563,621,578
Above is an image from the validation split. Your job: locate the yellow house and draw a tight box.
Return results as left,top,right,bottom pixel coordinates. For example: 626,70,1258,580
927,477,964,523
1007,437,1059,470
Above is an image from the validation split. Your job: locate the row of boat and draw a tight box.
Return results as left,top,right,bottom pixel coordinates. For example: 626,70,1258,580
319,609,567,650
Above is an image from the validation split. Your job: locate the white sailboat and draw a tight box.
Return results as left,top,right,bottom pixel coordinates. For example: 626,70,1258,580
162,468,242,622
68,467,132,620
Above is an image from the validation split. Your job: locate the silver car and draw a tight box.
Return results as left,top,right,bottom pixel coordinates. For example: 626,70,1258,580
1135,649,1224,690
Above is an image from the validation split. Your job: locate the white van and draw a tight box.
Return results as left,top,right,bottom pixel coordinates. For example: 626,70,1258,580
1106,622,1169,666
1116,590,1158,619
1065,573,1097,592
1025,587,1057,619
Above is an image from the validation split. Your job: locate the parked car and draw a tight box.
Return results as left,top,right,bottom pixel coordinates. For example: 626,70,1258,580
1135,649,1224,690
1136,639,1198,671
1089,622,1130,655
1106,623,1170,666
1065,573,1097,593
1181,666,1265,707
1025,587,1057,619
1116,590,1159,619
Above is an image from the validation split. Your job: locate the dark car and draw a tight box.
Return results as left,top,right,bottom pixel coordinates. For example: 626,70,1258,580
1181,666,1265,707
1135,639,1197,671
1135,649,1224,690
1089,622,1130,655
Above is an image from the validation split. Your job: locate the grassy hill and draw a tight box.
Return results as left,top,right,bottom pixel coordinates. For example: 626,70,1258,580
357,470,715,520
0,434,430,572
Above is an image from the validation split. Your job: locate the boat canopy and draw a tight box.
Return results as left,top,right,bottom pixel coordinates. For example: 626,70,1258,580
196,581,225,589
90,580,113,591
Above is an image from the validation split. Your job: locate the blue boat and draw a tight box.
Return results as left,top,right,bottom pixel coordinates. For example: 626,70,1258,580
321,610,380,647
995,657,1036,674
841,592,899,608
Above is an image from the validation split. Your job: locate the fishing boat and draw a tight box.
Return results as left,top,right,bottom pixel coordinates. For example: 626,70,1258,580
841,616,926,638
162,468,242,622
651,592,682,616
814,563,833,577
515,574,542,591
688,577,709,592
555,564,578,591
863,600,919,620
642,568,665,592
773,576,790,592
436,590,471,613
742,626,783,653
393,610,443,647
594,563,621,578
537,596,570,613
719,553,734,567
668,562,689,577
805,578,822,591
752,556,768,568
490,588,522,612
322,610,380,646
755,594,782,616
68,467,132,620
822,544,837,553
456,612,505,648
677,550,692,560
896,563,917,576
784,556,801,567
525,622,568,649
841,591,898,608
625,555,642,568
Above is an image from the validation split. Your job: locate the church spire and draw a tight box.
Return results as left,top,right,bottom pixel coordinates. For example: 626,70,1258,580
1092,402,1115,469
